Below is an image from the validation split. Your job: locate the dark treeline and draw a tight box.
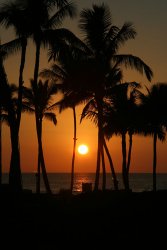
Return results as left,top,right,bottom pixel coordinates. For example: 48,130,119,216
0,0,166,194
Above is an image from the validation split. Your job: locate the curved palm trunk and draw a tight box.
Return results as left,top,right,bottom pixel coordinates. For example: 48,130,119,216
122,132,129,190
127,132,133,173
101,145,106,191
33,39,51,194
36,116,52,194
16,38,27,132
94,96,103,191
36,152,40,194
126,132,133,189
94,128,101,191
103,138,119,190
70,106,77,194
153,132,157,192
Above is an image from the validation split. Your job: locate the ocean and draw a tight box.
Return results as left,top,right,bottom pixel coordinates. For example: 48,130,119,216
2,173,167,194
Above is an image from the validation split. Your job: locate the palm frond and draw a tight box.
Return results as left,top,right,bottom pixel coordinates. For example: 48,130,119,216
22,103,35,113
79,4,112,52
0,38,22,59
44,112,57,125
47,28,91,61
80,98,97,123
112,54,153,81
107,22,136,55
40,64,66,81
47,1,77,28
47,0,70,10
22,86,35,104
104,25,119,43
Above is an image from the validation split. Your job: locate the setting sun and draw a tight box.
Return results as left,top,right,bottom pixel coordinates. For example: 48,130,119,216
78,144,89,155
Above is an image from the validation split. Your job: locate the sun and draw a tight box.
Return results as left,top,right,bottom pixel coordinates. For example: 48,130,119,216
78,144,89,155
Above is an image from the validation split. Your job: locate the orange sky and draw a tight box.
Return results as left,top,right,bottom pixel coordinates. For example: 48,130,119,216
1,0,167,173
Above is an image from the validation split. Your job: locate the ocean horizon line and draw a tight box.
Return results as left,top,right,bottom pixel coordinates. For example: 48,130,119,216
2,172,167,174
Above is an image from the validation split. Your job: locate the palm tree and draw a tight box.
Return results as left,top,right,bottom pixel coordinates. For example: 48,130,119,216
53,93,79,194
80,94,119,191
78,4,153,191
0,0,31,126
42,3,153,191
23,79,57,193
0,1,33,189
138,83,167,191
104,82,142,190
40,51,93,193
0,49,23,190
14,0,77,193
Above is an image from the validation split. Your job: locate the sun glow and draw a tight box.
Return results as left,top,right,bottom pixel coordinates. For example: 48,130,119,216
78,144,89,155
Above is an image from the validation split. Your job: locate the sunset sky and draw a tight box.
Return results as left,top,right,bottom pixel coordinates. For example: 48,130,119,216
1,0,167,173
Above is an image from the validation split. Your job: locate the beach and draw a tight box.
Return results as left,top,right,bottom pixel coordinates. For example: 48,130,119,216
1,190,167,249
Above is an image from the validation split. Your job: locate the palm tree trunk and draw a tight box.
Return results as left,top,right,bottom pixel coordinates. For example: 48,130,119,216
122,132,129,190
33,39,41,86
153,132,157,192
94,96,103,191
126,132,133,189
101,145,106,191
94,127,101,191
103,138,119,190
70,106,77,194
0,109,2,185
16,38,27,132
36,116,52,194
9,126,22,191
36,151,40,194
0,58,22,191
33,39,51,194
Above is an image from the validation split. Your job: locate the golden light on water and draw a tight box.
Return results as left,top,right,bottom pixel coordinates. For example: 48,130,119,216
78,144,89,155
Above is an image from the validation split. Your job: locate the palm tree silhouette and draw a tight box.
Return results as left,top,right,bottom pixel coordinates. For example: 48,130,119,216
40,49,92,193
139,83,167,191
54,93,79,194
17,0,76,193
104,82,142,190
81,98,118,190
0,83,19,187
0,50,23,190
23,79,57,193
78,3,153,191
0,2,32,189
0,0,30,127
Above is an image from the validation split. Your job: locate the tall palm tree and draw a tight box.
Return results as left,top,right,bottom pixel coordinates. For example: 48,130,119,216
15,0,77,193
80,94,119,191
78,4,153,191
0,0,31,127
138,83,167,191
40,50,93,193
104,82,142,190
23,79,57,193
0,1,34,189
53,94,79,194
0,49,23,190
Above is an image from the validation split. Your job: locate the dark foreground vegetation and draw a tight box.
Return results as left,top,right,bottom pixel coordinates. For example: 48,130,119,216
0,189,167,249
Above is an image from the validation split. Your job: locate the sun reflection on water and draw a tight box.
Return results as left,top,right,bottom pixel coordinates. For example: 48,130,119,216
73,176,92,193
